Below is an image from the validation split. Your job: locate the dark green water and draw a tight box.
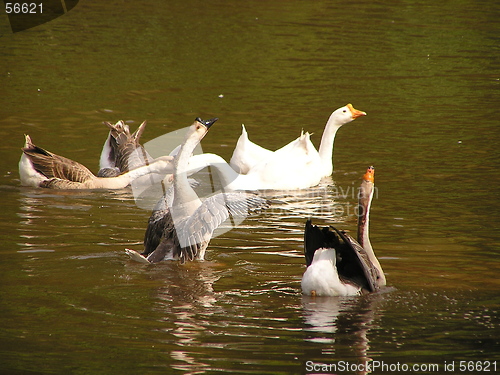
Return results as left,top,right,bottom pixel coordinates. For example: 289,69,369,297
1,1,499,374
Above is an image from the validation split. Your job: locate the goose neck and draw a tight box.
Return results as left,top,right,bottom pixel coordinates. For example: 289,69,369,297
318,114,342,175
188,153,240,190
357,180,386,286
173,138,202,214
357,181,373,252
95,157,173,189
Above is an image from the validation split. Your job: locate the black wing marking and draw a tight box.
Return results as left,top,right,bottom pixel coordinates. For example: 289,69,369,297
142,188,175,258
336,229,379,293
97,167,121,177
303,219,379,293
304,219,330,267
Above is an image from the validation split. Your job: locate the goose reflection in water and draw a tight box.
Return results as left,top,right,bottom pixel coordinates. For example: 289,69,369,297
136,261,223,374
302,293,385,375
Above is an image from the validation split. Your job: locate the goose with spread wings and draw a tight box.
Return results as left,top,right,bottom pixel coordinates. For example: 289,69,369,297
125,117,269,264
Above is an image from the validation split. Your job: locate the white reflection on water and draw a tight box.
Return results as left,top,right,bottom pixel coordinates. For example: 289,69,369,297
142,262,223,374
301,292,389,375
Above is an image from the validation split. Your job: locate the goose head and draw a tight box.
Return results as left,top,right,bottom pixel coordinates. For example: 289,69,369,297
188,117,218,142
358,166,375,217
363,165,375,182
330,103,366,126
195,117,218,127
175,117,219,169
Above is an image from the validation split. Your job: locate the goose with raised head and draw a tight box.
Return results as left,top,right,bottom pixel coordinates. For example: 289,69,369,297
301,166,386,296
229,104,366,179
19,135,173,189
98,120,154,177
125,117,269,264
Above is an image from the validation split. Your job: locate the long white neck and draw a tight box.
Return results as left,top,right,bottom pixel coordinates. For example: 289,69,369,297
358,188,373,254
318,112,343,177
172,138,203,217
91,157,173,189
187,153,242,190
357,183,386,286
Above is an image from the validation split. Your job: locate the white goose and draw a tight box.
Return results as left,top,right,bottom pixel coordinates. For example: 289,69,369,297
301,166,386,296
229,104,366,179
125,118,269,264
177,147,316,191
229,124,273,174
98,120,154,177
173,141,322,191
19,135,173,189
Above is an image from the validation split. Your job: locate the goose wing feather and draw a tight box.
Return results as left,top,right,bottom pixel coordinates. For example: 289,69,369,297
23,143,95,183
97,167,121,177
142,186,175,256
104,120,154,172
337,229,380,292
304,219,379,293
175,192,269,262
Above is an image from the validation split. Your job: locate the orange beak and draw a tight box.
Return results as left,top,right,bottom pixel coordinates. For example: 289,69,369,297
363,166,375,183
347,103,367,119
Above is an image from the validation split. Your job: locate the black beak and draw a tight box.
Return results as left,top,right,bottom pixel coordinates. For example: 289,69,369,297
195,117,218,129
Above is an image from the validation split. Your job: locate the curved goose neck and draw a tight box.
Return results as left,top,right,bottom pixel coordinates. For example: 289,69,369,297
318,112,343,176
188,153,240,189
172,127,206,216
357,177,386,286
93,157,173,189
357,179,374,252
